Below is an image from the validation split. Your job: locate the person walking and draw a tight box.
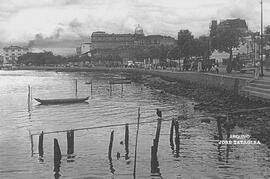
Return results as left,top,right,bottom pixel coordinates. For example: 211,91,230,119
255,61,260,79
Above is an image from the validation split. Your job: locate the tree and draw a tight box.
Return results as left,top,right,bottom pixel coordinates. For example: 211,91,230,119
177,30,194,58
210,27,244,73
18,51,65,65
192,35,209,58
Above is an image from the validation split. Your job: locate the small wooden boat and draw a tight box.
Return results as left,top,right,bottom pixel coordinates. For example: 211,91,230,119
85,81,92,85
35,96,89,105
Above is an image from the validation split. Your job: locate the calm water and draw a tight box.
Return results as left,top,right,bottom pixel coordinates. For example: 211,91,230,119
0,70,269,179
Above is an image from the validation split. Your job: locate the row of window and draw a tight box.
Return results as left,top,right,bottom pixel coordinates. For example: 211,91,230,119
5,53,23,56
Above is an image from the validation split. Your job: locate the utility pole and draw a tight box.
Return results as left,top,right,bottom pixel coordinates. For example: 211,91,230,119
260,0,264,76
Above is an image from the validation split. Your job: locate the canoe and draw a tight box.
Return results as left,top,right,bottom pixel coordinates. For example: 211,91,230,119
35,96,89,105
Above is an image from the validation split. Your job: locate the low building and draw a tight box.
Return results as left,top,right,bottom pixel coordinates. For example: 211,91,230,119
3,46,29,64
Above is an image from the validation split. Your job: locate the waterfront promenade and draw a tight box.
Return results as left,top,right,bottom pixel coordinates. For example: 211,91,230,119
13,65,270,101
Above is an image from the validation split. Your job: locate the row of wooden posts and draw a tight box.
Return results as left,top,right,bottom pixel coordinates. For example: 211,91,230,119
75,79,130,97
32,109,239,177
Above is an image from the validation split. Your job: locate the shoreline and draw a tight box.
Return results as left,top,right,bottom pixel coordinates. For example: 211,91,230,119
13,66,251,95
5,66,270,147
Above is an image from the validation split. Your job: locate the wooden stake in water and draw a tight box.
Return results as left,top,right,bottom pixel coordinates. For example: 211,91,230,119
91,80,93,96
121,83,123,97
174,120,180,157
54,138,62,173
75,80,78,97
29,130,34,157
27,85,31,112
133,107,140,178
170,120,175,151
125,123,129,160
225,114,231,140
38,131,44,158
217,118,223,140
67,130,74,155
151,112,162,174
108,130,115,174
109,82,112,96
108,130,114,160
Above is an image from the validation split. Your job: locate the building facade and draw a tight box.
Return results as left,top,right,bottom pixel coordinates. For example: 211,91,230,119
3,46,29,64
91,31,135,49
90,25,176,63
76,42,93,56
212,18,248,33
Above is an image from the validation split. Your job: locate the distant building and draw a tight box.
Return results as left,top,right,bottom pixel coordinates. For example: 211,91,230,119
3,46,29,64
213,18,248,33
91,31,134,49
135,35,176,47
90,25,176,62
0,53,3,65
76,42,93,56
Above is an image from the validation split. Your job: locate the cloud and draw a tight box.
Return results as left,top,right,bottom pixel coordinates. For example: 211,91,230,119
0,0,268,44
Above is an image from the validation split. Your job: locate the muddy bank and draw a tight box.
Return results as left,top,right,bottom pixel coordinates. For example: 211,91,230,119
125,73,270,147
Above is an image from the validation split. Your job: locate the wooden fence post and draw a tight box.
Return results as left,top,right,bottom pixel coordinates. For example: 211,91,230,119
38,131,44,158
67,130,74,155
53,138,62,174
125,124,129,160
75,79,78,97
169,120,175,151
108,130,114,160
217,118,223,140
174,120,180,157
133,107,140,178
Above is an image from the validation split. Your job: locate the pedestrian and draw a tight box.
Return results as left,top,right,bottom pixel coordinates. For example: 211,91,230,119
255,61,260,79
215,63,219,74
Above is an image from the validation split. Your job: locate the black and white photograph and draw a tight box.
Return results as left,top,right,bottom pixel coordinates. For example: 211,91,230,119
1,0,270,178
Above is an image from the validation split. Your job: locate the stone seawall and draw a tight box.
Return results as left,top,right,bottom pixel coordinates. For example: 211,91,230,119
16,66,249,95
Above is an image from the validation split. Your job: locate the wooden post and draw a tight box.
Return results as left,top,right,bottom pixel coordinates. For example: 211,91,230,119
29,130,34,157
30,86,32,105
67,130,74,155
217,118,223,140
125,123,129,160
91,80,93,96
225,114,230,140
170,120,175,151
174,120,180,157
133,107,140,178
27,85,31,112
121,83,123,97
108,130,114,160
151,114,162,174
54,138,62,173
75,79,78,97
154,118,162,150
38,131,44,158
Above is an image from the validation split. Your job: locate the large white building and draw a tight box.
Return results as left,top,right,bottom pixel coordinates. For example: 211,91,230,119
3,46,29,64
76,42,93,56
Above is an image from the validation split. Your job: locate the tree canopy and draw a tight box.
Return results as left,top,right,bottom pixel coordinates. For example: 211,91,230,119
18,51,66,65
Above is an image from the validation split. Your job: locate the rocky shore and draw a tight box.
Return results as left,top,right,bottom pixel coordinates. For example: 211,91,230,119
125,72,270,147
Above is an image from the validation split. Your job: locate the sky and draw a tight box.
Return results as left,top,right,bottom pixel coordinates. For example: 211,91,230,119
0,0,269,54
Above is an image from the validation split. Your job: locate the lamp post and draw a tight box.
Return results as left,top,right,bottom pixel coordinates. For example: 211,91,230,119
260,0,264,76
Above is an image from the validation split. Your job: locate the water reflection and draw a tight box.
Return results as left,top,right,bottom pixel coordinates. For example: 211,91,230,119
217,143,230,163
